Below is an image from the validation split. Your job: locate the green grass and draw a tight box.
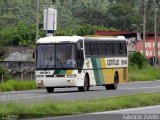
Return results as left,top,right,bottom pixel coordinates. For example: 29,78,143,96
128,65,160,82
0,92,160,119
0,80,36,92
0,65,160,92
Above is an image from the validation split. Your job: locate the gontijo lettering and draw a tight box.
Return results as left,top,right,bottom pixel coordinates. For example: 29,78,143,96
107,59,119,65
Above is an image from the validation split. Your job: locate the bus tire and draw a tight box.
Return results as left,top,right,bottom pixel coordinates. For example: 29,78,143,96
112,72,119,90
105,85,112,90
46,87,54,93
78,75,89,92
105,73,119,90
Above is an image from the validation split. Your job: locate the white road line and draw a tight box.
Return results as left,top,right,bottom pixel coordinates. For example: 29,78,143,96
91,105,160,114
126,80,160,84
119,86,160,89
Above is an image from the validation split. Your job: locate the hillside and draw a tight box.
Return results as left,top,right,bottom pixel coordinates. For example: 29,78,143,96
0,0,159,46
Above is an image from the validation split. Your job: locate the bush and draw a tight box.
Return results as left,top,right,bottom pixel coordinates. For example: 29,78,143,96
129,52,147,69
0,65,11,81
0,80,36,92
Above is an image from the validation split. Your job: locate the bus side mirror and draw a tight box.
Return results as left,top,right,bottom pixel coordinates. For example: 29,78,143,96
77,48,84,73
78,48,83,58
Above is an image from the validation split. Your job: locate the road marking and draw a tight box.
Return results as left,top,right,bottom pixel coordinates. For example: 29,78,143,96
91,105,160,114
119,86,160,90
126,80,160,84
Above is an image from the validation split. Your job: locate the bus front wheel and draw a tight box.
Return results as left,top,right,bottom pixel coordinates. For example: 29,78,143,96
78,75,89,92
46,87,54,93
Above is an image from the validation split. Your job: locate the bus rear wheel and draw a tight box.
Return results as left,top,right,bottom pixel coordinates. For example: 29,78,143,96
112,73,119,90
105,73,119,90
46,87,54,93
105,84,112,90
78,75,89,92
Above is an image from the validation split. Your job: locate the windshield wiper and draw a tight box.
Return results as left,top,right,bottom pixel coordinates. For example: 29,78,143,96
44,53,54,69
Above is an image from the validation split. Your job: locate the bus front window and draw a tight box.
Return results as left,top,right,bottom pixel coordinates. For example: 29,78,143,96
56,44,77,68
36,44,77,69
37,45,55,69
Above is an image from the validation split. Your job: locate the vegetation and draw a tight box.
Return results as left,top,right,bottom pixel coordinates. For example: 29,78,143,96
129,51,147,69
128,52,160,81
0,66,11,81
128,65,160,81
0,80,35,92
0,0,160,46
0,92,160,119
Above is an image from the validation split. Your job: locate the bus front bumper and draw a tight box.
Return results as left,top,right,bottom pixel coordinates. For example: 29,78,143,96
36,77,82,88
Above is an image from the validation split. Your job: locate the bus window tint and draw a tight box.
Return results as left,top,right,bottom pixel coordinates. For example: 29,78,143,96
99,43,106,56
106,43,113,56
85,43,92,56
119,43,122,55
114,43,119,56
121,42,127,56
91,43,99,56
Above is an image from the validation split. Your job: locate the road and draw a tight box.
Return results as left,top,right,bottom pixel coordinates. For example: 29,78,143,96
0,80,160,103
27,105,160,120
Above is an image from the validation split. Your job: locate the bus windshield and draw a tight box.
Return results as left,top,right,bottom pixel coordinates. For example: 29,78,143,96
36,44,77,69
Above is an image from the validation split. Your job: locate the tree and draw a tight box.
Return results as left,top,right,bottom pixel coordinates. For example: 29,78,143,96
106,0,141,31
129,52,147,69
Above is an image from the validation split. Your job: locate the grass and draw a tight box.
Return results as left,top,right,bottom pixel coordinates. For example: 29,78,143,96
0,65,160,92
128,65,160,82
0,80,36,92
0,92,160,119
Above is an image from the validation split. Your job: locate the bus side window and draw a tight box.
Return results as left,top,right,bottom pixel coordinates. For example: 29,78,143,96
121,42,127,56
99,43,106,56
91,42,99,56
85,42,92,56
114,43,119,56
106,43,113,57
119,43,123,55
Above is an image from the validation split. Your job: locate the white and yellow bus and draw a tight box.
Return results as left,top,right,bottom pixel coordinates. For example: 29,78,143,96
35,35,128,93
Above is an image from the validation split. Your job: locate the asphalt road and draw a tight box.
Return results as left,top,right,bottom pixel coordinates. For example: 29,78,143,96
0,80,160,103
27,105,160,120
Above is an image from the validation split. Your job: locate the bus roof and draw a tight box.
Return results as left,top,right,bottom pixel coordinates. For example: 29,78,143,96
37,36,83,43
37,35,126,44
84,35,126,41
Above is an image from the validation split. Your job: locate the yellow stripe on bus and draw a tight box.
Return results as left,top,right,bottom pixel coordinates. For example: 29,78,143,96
100,58,108,84
66,70,73,75
100,58,115,84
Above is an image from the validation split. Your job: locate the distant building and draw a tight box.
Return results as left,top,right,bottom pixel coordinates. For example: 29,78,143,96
4,51,34,62
95,30,160,60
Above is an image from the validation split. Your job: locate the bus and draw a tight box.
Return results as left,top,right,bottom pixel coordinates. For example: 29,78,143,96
35,35,128,93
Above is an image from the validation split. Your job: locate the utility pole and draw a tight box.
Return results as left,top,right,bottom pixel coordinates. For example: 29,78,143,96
154,1,158,67
143,0,147,56
36,0,39,42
